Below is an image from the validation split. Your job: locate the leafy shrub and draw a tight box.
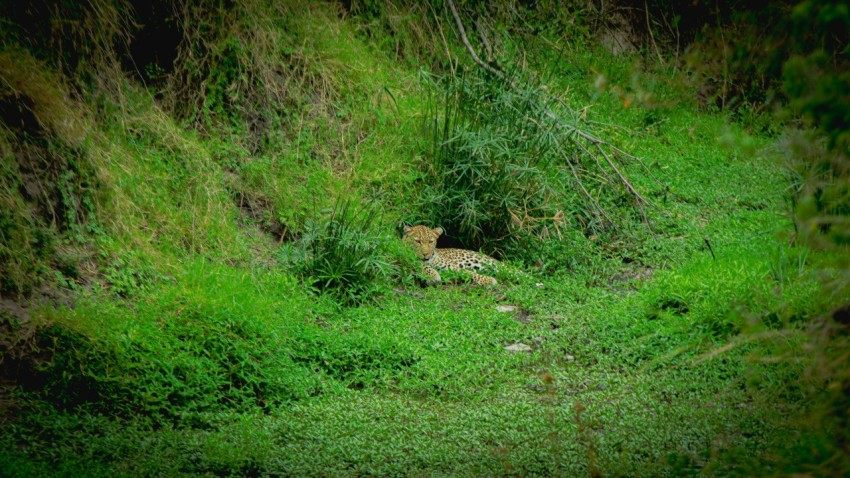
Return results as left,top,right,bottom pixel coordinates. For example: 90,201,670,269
776,6,850,470
292,199,401,304
26,263,327,421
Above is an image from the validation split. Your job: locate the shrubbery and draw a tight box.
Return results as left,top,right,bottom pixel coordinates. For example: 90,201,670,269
22,264,326,421
283,200,414,304
15,259,425,426
411,69,575,261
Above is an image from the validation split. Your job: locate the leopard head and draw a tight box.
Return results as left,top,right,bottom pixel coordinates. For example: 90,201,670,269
403,225,443,260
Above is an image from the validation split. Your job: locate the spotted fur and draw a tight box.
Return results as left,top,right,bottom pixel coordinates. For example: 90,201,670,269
403,225,499,286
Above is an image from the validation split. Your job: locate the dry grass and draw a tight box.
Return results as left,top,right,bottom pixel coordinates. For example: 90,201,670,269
0,49,90,146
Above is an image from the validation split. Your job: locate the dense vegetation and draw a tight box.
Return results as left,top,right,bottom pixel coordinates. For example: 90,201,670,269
1,0,848,476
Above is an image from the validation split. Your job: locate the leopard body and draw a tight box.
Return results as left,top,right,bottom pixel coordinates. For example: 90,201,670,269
403,225,499,285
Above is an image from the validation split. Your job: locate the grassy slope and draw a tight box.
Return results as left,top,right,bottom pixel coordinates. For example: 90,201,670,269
1,2,842,477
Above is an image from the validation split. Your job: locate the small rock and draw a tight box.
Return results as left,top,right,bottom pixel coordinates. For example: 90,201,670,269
504,342,532,352
565,355,575,361
497,305,518,313
515,310,533,323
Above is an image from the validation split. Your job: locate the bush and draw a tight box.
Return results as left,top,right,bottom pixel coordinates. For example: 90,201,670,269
412,69,575,261
24,263,326,421
291,199,402,305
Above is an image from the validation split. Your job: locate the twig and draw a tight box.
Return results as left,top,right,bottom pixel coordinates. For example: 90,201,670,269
644,0,665,66
429,2,456,76
704,237,716,261
716,0,729,109
595,143,650,225
572,134,613,183
569,122,663,187
474,18,493,61
659,9,680,70
558,146,612,224
593,141,647,206
446,0,513,87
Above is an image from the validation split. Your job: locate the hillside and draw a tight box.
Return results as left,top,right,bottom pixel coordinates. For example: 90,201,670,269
1,1,849,476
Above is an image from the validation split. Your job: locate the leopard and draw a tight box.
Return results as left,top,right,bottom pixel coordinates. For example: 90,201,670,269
403,225,501,286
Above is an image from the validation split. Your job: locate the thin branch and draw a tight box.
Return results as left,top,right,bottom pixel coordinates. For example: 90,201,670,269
446,0,513,87
595,143,648,206
704,237,716,261
474,18,493,61
559,147,612,224
429,2,457,76
659,9,680,69
596,143,651,228
573,134,613,183
569,122,663,188
644,0,665,66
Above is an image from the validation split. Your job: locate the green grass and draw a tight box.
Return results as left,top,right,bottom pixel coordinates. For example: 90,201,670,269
1,1,848,476
3,247,817,475
291,199,408,305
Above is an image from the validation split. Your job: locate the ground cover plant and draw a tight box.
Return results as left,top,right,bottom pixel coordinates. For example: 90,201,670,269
1,0,848,476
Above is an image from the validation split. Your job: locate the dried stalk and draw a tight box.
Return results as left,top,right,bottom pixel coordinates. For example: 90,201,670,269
558,145,612,224
446,0,512,86
474,19,494,61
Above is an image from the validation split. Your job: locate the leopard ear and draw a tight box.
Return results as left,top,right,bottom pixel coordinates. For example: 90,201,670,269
433,226,444,236
403,225,412,235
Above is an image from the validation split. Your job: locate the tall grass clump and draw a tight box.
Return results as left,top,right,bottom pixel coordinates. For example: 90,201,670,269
414,62,662,265
288,200,402,305
413,69,579,260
